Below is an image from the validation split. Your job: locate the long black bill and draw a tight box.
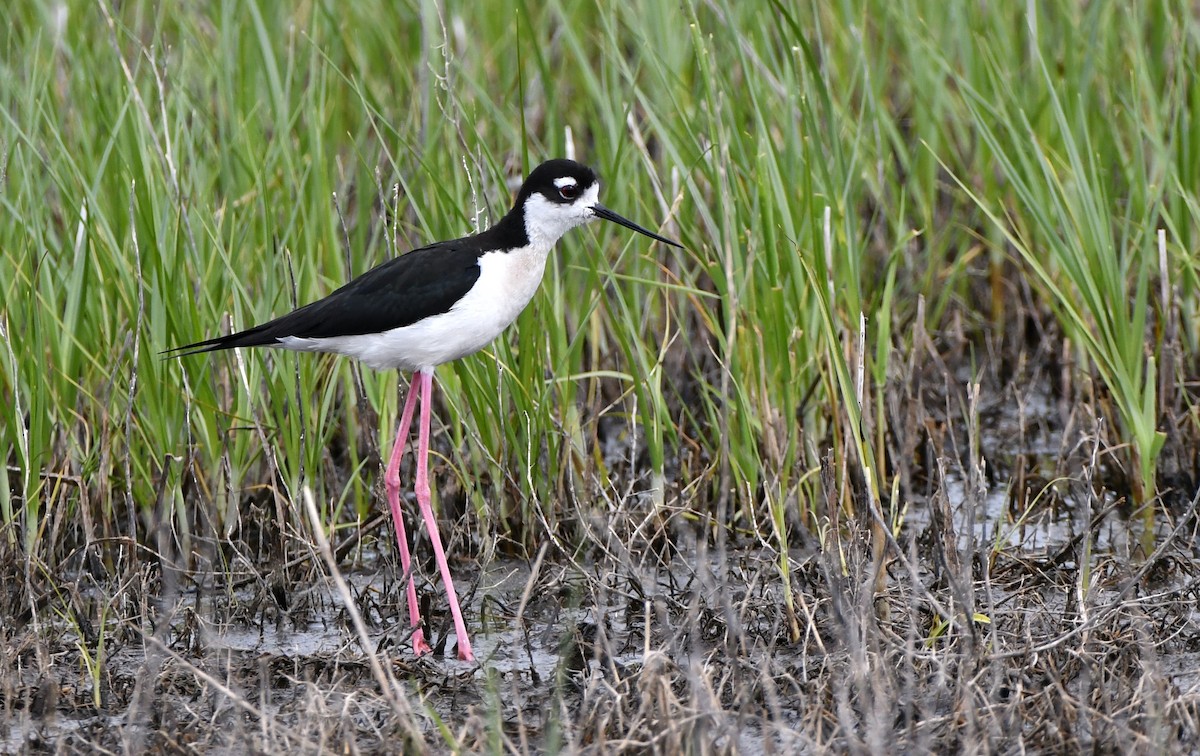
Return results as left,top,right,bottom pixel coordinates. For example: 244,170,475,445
592,204,682,248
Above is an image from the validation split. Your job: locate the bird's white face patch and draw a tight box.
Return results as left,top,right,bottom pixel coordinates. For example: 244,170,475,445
553,177,578,190
522,182,601,249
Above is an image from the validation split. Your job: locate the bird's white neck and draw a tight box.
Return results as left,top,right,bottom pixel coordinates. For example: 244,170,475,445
521,182,600,252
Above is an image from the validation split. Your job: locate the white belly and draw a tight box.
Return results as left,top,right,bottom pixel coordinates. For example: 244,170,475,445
278,246,550,371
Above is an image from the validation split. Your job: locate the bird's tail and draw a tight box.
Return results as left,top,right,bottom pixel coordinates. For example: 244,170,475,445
161,325,279,359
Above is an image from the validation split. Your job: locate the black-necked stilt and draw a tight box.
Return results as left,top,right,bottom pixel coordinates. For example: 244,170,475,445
170,159,681,661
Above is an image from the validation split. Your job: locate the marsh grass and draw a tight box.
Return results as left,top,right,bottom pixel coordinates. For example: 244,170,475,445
4,0,1200,751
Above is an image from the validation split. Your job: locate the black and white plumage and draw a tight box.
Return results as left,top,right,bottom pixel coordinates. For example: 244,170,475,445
171,159,680,371
171,158,681,662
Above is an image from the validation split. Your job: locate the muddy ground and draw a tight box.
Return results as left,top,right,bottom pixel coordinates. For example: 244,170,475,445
4,347,1200,754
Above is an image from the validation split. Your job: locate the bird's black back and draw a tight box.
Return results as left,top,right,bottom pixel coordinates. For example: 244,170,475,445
167,216,529,358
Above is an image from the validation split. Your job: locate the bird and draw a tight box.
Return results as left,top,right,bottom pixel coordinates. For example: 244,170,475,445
168,158,682,661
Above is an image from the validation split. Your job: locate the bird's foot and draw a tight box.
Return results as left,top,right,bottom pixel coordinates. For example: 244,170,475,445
412,629,433,657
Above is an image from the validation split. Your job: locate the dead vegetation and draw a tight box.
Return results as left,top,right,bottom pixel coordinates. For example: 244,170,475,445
5,330,1200,755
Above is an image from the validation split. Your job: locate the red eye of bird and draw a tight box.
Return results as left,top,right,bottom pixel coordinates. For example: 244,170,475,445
559,184,579,200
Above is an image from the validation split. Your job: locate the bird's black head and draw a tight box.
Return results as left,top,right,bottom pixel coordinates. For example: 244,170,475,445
511,159,682,249
516,158,599,207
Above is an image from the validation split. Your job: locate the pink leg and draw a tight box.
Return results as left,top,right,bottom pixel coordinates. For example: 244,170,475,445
414,368,475,661
385,374,431,656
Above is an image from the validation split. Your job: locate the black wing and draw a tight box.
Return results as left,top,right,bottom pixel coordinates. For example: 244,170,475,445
166,239,483,358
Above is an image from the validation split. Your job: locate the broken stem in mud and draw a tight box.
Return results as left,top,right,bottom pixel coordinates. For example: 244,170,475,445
300,487,422,739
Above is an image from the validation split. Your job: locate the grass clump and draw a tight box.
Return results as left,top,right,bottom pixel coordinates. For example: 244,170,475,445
4,0,1200,751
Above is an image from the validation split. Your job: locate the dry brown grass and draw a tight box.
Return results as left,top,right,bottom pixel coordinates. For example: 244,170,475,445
6,332,1200,755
